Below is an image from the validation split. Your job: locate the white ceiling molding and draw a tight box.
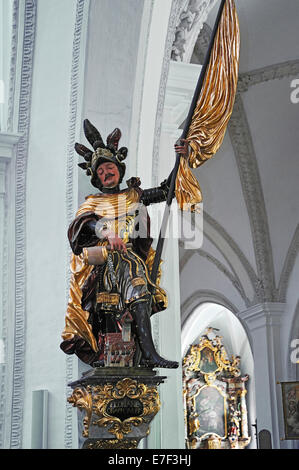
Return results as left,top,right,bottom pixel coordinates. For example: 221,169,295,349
171,0,218,63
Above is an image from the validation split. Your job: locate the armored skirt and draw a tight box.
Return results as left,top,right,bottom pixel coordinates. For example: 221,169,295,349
92,248,152,311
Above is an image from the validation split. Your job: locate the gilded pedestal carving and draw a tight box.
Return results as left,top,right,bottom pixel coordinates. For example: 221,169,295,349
68,367,165,449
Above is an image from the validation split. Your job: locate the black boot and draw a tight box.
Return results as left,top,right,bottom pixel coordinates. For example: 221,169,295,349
130,297,179,369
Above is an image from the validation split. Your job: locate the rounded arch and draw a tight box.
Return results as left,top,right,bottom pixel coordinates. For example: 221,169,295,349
181,289,238,327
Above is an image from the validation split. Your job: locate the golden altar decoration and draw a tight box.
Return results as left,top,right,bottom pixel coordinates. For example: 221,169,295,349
183,328,251,449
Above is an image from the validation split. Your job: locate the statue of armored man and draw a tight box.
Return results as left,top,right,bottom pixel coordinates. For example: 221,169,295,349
60,119,188,369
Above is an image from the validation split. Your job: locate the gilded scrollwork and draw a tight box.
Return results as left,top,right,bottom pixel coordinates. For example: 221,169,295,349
183,333,241,379
67,386,92,437
92,378,161,440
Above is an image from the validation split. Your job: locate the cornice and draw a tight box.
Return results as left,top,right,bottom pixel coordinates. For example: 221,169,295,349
237,302,285,331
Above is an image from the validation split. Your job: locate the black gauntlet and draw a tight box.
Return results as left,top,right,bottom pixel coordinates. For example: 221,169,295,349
140,170,174,206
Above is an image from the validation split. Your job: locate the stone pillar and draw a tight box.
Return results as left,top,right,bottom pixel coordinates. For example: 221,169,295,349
145,60,202,450
238,303,285,448
0,131,21,449
130,0,187,449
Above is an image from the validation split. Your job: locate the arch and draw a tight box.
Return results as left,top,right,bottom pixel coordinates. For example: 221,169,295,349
181,289,238,327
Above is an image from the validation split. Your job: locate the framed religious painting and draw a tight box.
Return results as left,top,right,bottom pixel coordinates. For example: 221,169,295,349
194,385,228,439
280,381,299,440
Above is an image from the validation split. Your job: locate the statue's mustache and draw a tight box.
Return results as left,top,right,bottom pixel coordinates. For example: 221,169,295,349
104,173,115,181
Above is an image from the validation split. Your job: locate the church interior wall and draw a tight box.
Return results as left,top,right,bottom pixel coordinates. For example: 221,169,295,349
0,0,298,450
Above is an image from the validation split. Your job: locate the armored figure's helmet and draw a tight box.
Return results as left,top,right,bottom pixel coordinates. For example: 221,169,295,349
75,119,127,189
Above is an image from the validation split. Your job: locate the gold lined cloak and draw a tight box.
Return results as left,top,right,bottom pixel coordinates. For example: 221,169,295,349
175,0,240,210
62,189,166,352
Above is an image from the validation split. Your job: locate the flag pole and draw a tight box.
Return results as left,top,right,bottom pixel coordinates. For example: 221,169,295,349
151,0,227,284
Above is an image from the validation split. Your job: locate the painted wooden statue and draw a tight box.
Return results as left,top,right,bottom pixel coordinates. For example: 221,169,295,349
60,0,240,371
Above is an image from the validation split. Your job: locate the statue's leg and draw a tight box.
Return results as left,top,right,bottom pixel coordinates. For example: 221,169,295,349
129,295,178,369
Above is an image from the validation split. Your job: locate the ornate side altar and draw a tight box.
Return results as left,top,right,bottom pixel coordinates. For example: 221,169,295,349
183,329,251,449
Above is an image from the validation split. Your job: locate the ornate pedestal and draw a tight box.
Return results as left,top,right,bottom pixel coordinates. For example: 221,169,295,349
68,367,166,449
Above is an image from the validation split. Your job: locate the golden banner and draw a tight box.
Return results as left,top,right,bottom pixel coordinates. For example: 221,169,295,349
175,0,240,211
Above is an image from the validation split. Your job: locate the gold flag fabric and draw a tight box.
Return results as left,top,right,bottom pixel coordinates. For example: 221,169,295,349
175,0,240,211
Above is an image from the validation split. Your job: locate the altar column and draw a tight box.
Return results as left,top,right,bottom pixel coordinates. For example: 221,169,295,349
238,303,285,448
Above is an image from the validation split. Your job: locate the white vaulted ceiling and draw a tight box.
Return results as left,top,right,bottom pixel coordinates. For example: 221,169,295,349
180,0,299,311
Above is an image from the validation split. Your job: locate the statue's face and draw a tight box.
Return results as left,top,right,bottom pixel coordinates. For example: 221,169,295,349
97,162,120,188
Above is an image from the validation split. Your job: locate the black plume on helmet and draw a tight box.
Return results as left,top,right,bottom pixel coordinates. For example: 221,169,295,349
75,119,127,189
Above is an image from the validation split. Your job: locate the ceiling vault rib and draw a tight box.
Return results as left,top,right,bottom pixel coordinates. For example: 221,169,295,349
278,224,299,302
196,249,251,305
228,93,277,302
238,59,299,93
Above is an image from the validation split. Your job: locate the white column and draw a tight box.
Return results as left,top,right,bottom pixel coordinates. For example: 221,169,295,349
146,63,202,450
238,302,285,448
132,0,186,449
0,131,21,449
